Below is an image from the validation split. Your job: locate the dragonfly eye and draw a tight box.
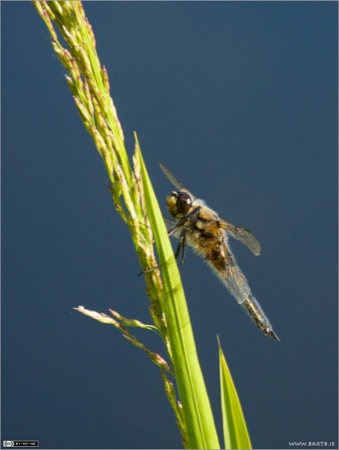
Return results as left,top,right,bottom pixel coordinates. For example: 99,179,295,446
177,192,192,215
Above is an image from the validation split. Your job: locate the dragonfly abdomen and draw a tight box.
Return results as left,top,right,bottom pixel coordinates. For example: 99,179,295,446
242,295,280,341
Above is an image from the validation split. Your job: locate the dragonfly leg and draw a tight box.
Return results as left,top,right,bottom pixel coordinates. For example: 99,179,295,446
138,265,160,276
174,230,187,264
179,231,187,264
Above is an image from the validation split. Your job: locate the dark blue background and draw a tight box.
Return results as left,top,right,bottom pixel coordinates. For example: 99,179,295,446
2,2,338,449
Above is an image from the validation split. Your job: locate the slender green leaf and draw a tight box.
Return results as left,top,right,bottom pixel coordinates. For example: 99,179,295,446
137,143,220,449
218,337,252,450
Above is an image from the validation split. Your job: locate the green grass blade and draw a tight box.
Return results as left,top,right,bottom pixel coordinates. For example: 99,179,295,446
218,337,252,449
138,144,220,449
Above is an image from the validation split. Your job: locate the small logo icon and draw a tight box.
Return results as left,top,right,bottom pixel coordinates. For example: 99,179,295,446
2,441,38,447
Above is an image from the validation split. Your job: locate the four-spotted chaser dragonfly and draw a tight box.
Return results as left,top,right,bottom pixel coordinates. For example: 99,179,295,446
160,163,279,341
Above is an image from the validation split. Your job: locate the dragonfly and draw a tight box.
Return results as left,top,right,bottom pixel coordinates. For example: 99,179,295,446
160,163,279,341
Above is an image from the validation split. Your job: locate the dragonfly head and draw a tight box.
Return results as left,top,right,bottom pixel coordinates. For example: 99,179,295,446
166,191,193,219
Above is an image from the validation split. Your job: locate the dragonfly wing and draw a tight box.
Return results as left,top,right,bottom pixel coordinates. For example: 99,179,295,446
203,235,252,305
220,220,261,256
159,162,196,199
164,218,181,237
222,253,252,304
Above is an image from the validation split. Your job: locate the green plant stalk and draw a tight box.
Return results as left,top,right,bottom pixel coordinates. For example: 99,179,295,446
33,1,220,448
